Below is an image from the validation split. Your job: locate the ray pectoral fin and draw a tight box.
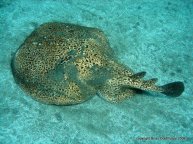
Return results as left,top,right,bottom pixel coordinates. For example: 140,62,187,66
160,81,184,97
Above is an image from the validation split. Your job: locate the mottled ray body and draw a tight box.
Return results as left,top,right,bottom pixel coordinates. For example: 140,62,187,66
11,22,184,105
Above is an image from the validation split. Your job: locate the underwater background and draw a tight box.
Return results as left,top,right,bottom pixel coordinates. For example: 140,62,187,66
0,0,193,143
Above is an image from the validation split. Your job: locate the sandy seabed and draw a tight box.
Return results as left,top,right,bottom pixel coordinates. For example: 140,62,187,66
0,0,193,143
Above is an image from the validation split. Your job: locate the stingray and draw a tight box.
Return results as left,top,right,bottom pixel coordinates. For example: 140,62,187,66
11,22,184,105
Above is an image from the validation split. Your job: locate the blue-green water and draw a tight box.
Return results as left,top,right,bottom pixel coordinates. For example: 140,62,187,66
0,0,193,144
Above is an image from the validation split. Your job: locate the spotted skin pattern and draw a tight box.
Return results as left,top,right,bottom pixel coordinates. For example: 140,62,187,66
11,22,184,105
